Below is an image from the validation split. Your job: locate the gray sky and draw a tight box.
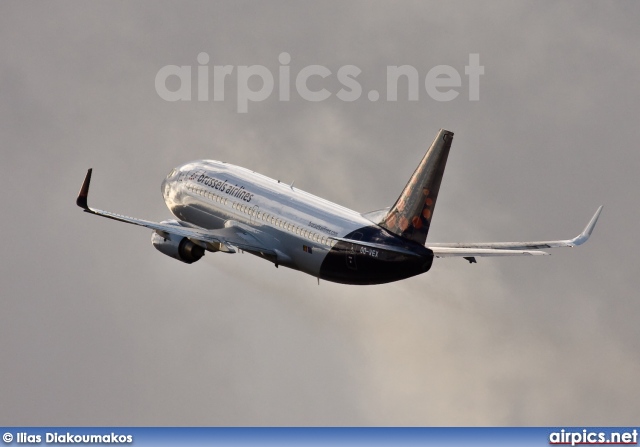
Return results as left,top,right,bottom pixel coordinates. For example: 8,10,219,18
1,1,639,425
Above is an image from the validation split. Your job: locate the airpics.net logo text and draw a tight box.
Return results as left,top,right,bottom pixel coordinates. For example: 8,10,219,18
155,52,484,113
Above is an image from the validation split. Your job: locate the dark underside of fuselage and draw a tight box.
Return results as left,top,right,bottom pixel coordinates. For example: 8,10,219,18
319,226,434,285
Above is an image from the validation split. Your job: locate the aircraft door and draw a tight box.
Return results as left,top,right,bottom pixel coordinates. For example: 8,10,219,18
345,232,363,270
250,205,259,225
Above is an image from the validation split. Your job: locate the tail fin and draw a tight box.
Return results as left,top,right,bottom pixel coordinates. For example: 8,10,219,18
379,129,453,245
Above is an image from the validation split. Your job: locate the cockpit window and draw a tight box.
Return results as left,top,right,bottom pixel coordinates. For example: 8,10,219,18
168,168,177,178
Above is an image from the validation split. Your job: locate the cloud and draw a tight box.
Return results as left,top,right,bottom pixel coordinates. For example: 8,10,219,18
1,0,639,425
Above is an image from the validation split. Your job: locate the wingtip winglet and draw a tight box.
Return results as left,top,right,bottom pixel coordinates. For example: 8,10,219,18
571,205,603,246
76,168,93,210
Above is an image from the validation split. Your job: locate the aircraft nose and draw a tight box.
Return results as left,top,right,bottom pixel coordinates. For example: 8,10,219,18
161,178,170,199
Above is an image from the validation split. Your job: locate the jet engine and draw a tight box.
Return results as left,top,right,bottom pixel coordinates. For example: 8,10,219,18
151,222,205,264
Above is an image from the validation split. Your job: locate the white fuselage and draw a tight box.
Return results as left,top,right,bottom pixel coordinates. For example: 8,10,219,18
162,160,376,278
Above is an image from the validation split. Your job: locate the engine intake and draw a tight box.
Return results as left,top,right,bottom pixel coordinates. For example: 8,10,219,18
151,230,205,264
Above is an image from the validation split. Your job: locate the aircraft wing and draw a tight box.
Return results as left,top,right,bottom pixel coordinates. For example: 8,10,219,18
76,169,276,256
426,206,602,258
427,247,550,258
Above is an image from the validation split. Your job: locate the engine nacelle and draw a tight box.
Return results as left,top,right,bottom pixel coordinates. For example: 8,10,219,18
151,224,205,264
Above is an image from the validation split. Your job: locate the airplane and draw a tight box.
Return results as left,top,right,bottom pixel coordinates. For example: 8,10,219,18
76,129,602,285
